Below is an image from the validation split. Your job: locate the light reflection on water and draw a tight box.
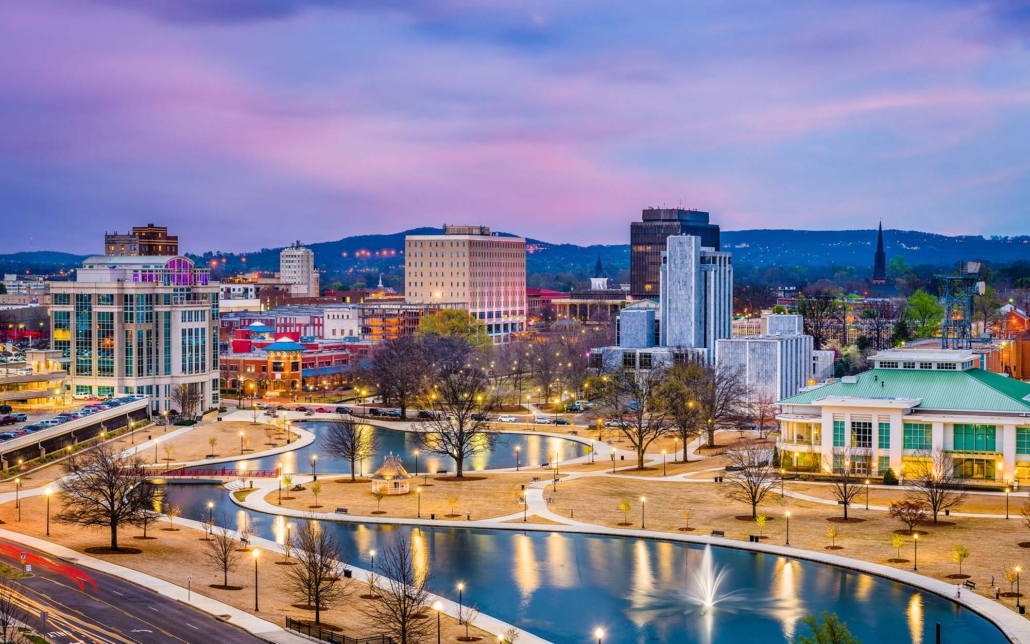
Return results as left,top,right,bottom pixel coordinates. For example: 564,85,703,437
234,423,587,476
161,485,1009,644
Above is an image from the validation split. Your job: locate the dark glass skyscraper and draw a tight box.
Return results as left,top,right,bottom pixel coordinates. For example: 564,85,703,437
630,208,720,298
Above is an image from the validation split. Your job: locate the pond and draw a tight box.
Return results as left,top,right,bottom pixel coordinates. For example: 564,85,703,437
235,422,589,476
161,485,1009,644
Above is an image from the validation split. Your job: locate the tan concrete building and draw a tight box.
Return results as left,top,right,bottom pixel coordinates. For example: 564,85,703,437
404,225,526,343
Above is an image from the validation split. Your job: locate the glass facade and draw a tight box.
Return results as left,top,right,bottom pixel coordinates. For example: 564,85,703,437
53,311,71,358
74,294,92,376
878,456,891,473
953,424,997,452
163,311,172,375
903,423,932,450
878,422,891,450
181,327,207,375
97,311,115,377
1019,428,1030,455
851,421,872,448
953,457,996,480
833,420,845,447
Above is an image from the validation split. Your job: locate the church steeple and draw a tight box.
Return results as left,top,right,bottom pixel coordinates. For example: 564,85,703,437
872,221,887,284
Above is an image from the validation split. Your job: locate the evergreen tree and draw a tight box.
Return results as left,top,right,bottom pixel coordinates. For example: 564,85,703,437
793,612,862,644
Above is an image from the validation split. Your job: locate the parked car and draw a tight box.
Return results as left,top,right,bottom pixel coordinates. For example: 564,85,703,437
38,419,61,428
11,413,27,422
565,404,583,413
0,416,17,426
368,408,385,417
385,409,403,418
334,406,352,415
605,418,627,428
255,402,268,409
416,410,439,420
0,405,11,415
296,406,309,412
264,409,277,417
534,416,554,424
0,432,17,440
315,407,331,414
554,417,571,425
22,424,43,432
497,414,517,423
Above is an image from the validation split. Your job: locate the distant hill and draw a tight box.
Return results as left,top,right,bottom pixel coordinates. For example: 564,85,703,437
1,228,1027,276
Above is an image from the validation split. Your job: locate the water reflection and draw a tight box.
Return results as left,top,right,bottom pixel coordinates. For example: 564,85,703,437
162,485,1007,644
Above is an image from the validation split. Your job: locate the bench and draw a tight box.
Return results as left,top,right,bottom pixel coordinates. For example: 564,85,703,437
710,530,725,538
963,580,976,591
335,508,348,515
531,477,540,482
436,469,448,475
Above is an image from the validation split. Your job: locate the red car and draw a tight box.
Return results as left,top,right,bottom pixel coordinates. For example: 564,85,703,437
0,416,17,426
315,407,330,413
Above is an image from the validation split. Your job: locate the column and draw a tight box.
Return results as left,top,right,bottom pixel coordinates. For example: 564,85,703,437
1002,424,1017,482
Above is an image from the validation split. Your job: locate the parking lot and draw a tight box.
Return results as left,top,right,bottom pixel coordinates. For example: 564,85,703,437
0,396,146,441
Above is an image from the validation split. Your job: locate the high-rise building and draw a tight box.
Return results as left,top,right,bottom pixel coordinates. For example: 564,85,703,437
872,221,887,285
659,235,732,363
404,225,526,343
104,224,179,256
50,255,220,412
630,208,720,298
280,242,319,297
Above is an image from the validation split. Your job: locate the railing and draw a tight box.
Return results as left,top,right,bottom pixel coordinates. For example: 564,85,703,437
155,467,279,478
285,617,393,644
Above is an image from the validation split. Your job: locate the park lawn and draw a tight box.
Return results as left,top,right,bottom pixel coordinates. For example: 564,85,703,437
267,473,540,520
786,482,1020,515
149,420,290,464
4,494,491,643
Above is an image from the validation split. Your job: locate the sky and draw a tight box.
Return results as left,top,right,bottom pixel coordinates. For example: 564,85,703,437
2,0,1030,254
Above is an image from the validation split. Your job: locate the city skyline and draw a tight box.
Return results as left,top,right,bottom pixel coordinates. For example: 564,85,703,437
3,0,1030,253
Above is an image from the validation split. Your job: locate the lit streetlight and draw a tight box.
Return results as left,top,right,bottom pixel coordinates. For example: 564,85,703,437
785,511,790,546
433,600,443,644
253,549,260,611
207,501,214,525
913,533,919,571
417,487,422,519
311,455,318,481
239,431,245,454
14,478,20,521
595,627,604,644
865,479,870,510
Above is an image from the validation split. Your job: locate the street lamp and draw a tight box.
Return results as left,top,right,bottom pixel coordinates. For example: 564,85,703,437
611,451,616,474
522,492,527,522
913,533,919,571
45,489,51,536
14,478,20,521
278,476,283,505
515,446,520,471
640,496,646,529
1018,566,1023,610
207,501,214,525
865,479,870,510
595,627,604,644
457,583,464,629
780,469,785,498
662,450,667,476
414,450,419,478
370,549,376,575
1007,487,1011,520
433,600,443,644
417,487,422,518
785,511,790,546
311,455,318,481
253,550,260,611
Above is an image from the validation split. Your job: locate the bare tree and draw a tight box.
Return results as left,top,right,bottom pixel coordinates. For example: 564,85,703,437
797,290,846,350
657,364,705,462
724,438,778,519
685,363,749,448
750,391,778,440
887,500,929,533
598,367,676,469
165,504,180,531
906,448,967,523
321,416,380,481
205,516,242,588
55,442,156,550
171,383,202,419
282,520,350,625
413,364,498,478
0,578,28,644
363,337,433,417
825,447,864,520
362,534,434,644
138,507,161,539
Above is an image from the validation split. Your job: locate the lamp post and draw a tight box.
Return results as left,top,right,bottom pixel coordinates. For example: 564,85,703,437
417,487,422,518
1007,487,1011,520
662,450,667,476
457,583,464,627
785,511,790,546
285,523,292,559
595,627,604,644
278,477,282,506
14,478,20,522
1018,566,1023,610
590,441,595,464
865,479,870,510
253,550,260,611
311,455,318,481
370,550,376,575
515,446,520,471
522,492,527,522
640,496,646,529
414,450,419,478
45,489,51,536
207,501,214,525
913,533,919,571
611,452,616,474
433,600,443,644
780,469,785,498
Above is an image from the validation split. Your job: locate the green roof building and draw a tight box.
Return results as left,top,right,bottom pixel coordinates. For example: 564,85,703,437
777,348,1030,482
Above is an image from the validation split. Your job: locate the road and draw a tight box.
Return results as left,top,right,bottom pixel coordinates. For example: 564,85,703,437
0,541,265,644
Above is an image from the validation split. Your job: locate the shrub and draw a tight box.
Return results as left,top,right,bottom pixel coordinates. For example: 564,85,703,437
882,468,899,486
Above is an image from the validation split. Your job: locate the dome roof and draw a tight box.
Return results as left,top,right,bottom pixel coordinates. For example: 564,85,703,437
264,337,307,352
370,454,412,481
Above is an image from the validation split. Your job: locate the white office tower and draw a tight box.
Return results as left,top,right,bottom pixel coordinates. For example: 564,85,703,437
659,235,732,363
716,333,813,403
280,242,319,297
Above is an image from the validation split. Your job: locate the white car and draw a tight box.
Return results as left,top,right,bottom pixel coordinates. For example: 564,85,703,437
497,415,517,423
534,416,554,424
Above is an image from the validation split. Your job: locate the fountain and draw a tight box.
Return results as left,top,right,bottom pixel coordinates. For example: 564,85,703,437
686,545,729,608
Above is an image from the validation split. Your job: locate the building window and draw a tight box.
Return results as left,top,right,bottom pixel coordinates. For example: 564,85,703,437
97,311,115,377
938,362,957,370
953,424,996,452
953,457,996,480
833,420,845,447
878,456,891,474
903,423,932,450
53,311,71,358
622,352,636,368
74,293,93,376
638,353,652,369
879,361,898,369
878,422,891,450
53,293,70,306
851,421,872,448
919,362,932,369
902,361,915,369
1018,428,1030,455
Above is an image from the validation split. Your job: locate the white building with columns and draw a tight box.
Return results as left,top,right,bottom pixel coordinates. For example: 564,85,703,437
776,348,1030,482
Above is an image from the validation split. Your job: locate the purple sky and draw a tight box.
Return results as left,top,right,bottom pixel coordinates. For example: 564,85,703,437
3,0,1030,253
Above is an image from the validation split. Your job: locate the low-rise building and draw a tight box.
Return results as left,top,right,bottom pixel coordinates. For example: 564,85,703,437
776,348,1030,482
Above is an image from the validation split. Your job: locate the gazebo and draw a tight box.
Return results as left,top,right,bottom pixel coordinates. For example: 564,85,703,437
370,455,413,495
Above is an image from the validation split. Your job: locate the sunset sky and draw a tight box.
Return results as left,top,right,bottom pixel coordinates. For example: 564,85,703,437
2,0,1029,253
